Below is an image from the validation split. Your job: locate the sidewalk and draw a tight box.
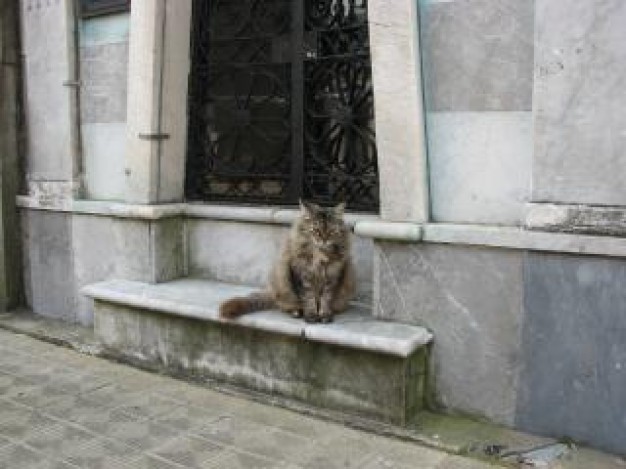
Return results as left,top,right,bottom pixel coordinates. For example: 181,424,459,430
0,328,491,469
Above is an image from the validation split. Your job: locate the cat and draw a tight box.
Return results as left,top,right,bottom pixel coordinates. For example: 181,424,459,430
219,200,355,323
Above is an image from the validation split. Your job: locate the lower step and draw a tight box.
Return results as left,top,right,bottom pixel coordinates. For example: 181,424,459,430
83,278,433,425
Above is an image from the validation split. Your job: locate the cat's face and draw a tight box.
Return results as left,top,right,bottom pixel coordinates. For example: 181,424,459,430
299,201,347,254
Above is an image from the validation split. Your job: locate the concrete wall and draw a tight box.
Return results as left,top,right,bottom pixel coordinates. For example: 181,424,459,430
79,13,129,201
374,240,626,455
420,0,534,226
21,210,185,324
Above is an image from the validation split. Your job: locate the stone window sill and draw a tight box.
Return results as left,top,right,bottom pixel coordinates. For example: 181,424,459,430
16,196,626,258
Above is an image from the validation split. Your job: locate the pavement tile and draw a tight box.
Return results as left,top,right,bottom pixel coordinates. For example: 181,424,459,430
62,437,143,469
150,434,228,468
0,407,61,440
0,398,33,427
114,393,183,421
98,418,180,452
190,415,270,447
0,443,68,469
74,407,145,434
232,400,347,439
21,422,98,458
210,427,314,465
156,404,228,432
36,393,110,423
79,383,143,409
123,454,186,469
207,449,288,469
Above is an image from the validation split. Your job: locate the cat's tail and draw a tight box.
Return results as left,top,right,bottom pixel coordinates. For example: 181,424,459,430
219,291,276,319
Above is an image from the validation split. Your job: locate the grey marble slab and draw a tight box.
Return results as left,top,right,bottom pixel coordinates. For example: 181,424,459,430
420,0,534,112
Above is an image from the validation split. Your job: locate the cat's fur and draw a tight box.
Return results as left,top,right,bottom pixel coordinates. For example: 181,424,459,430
219,201,355,323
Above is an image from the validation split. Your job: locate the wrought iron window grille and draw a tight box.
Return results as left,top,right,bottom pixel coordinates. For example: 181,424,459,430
185,0,379,213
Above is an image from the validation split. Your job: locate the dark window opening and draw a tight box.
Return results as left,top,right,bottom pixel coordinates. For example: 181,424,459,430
185,0,379,213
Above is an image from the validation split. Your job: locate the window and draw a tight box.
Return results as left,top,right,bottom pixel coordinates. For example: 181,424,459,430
185,0,379,212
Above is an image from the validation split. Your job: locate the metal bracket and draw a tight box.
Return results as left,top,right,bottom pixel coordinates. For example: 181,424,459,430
63,80,82,88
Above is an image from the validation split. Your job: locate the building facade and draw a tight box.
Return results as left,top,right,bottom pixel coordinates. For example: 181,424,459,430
1,0,626,455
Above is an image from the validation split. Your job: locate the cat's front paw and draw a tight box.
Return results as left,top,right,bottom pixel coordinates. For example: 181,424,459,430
319,315,333,324
304,311,320,323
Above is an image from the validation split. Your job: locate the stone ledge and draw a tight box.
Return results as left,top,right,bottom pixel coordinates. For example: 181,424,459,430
355,220,626,258
525,202,626,237
16,197,377,227
18,197,626,257
82,278,432,358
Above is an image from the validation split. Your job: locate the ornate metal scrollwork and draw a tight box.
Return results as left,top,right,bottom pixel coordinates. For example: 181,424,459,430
186,0,379,212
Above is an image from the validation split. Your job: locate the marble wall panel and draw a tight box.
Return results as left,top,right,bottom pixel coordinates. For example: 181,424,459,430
427,112,532,225
375,241,524,424
518,252,626,455
532,0,626,205
21,0,77,181
420,0,534,112
80,42,129,124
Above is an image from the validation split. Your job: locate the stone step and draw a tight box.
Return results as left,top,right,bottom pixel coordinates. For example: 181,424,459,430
82,278,433,425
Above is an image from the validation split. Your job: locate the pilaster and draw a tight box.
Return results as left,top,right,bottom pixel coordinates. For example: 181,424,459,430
124,0,191,204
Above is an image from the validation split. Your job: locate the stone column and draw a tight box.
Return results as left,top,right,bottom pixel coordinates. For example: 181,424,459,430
0,0,23,310
124,0,192,204
369,0,430,222
20,0,80,204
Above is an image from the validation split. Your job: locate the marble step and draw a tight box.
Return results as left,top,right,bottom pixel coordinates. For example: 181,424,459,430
83,278,433,425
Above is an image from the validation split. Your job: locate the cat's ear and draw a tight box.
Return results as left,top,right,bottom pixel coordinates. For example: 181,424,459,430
333,202,346,218
299,199,318,217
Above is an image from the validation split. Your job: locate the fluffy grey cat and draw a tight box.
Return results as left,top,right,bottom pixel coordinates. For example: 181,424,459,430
219,201,355,323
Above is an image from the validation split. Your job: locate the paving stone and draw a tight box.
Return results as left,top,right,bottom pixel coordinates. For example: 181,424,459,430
62,437,143,468
114,393,183,420
21,423,98,458
207,449,287,469
155,404,228,432
149,435,227,468
0,328,499,469
0,408,61,440
35,394,110,423
99,419,180,452
0,443,52,469
124,454,185,469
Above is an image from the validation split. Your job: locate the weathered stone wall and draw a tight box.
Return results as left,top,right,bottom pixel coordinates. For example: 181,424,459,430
21,210,185,324
374,241,626,455
419,0,534,226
